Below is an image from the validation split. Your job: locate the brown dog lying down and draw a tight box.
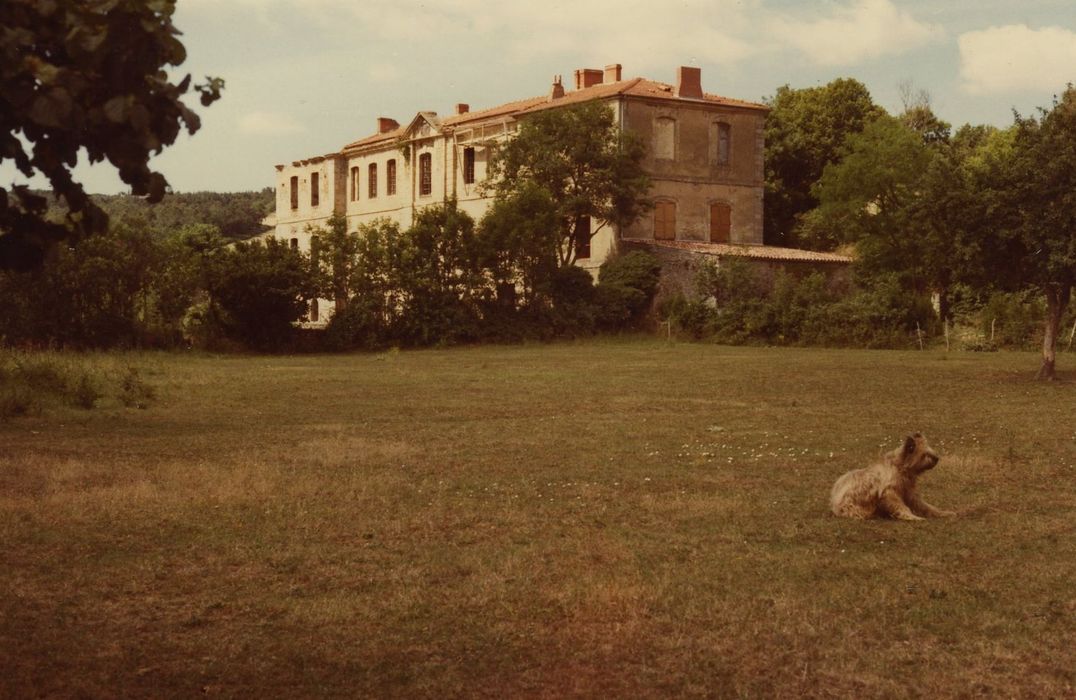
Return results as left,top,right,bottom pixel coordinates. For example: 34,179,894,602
830,433,955,521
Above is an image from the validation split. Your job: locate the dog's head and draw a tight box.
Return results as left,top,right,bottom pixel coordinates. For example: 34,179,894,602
896,432,940,475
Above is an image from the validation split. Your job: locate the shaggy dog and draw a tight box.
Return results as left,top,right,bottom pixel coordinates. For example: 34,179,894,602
830,433,955,520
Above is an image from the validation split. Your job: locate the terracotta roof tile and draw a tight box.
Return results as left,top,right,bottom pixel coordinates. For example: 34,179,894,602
647,240,853,264
341,75,767,153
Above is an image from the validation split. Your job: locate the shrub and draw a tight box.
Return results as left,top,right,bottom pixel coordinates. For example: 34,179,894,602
595,251,662,328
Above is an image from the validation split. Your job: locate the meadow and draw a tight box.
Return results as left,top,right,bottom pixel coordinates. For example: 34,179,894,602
1,340,1074,698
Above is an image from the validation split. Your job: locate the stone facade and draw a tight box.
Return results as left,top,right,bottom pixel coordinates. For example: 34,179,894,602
270,64,774,321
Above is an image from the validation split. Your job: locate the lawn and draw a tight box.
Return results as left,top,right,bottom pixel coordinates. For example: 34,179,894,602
1,340,1074,698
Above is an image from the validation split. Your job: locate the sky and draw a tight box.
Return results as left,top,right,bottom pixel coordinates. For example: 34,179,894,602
8,0,1076,194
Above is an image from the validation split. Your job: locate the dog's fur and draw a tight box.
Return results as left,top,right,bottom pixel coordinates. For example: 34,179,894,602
830,433,955,520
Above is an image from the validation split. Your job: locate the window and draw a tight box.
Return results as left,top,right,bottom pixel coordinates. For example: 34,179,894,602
574,216,591,259
310,235,320,268
419,153,432,196
710,203,731,243
463,147,475,184
368,163,378,198
387,159,397,195
654,201,676,240
289,237,299,250
309,299,319,323
716,122,731,165
311,172,319,207
350,167,359,201
654,117,676,160
289,176,298,209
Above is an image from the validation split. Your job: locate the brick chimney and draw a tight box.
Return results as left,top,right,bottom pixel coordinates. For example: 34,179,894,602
549,75,565,100
604,63,622,83
377,117,399,133
675,66,703,99
574,68,603,90
455,103,469,115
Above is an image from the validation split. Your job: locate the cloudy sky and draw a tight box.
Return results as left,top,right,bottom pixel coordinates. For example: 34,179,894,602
12,0,1076,193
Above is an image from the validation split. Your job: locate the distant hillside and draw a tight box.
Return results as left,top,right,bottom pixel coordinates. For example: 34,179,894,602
43,189,276,241
96,189,276,240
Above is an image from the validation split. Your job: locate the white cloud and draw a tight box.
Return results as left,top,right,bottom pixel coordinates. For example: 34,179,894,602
237,111,305,135
958,24,1076,95
769,0,944,67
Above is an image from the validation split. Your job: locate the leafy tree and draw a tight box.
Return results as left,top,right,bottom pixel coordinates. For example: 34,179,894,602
763,79,884,246
307,213,358,313
206,239,313,350
486,101,649,266
395,202,483,345
476,183,561,311
984,87,1076,379
0,0,223,270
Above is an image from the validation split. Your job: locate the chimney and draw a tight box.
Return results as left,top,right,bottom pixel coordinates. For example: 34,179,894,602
574,68,603,90
604,63,622,83
377,117,399,133
455,103,469,115
549,75,565,100
675,66,703,99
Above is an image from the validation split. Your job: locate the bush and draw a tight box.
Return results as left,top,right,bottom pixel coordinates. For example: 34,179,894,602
664,260,934,348
595,251,662,329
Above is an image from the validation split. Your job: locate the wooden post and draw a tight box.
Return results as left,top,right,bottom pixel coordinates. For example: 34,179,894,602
916,322,924,350
991,318,996,343
944,319,950,352
1067,317,1076,351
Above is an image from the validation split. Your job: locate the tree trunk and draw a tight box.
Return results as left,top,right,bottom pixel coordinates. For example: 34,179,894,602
1037,284,1071,380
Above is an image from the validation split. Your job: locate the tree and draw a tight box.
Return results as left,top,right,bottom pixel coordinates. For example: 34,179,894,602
485,101,649,267
307,213,358,313
206,239,313,350
0,0,223,270
763,79,884,247
984,88,1076,380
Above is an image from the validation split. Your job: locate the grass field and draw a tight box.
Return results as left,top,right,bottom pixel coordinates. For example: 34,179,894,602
1,340,1074,698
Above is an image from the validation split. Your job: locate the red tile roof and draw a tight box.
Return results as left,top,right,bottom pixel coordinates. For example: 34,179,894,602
648,240,853,264
341,76,767,153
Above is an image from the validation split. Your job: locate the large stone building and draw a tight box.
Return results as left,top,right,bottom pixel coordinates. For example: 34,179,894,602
271,63,849,320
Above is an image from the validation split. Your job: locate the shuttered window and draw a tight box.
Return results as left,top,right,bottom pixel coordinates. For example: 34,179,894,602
717,122,731,165
368,163,377,198
654,201,676,240
387,159,397,195
311,172,319,207
289,176,298,209
710,203,731,243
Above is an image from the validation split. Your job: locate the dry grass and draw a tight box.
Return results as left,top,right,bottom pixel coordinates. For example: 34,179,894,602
1,341,1074,697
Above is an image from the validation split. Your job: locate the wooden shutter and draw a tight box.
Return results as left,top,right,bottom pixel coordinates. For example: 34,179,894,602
710,203,731,243
654,201,676,240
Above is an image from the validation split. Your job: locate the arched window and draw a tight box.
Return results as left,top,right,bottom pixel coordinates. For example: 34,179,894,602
654,201,676,240
419,153,432,196
387,159,397,195
368,163,378,198
710,203,731,243
654,117,676,160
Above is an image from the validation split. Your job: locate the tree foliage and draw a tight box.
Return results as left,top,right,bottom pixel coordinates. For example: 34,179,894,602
486,101,650,266
0,0,223,270
763,78,884,246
